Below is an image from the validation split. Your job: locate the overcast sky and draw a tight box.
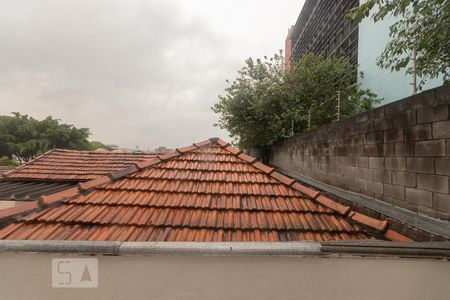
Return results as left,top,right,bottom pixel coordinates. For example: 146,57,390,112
0,0,304,150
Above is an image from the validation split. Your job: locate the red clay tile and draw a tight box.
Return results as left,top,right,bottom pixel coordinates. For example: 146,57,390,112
291,182,320,199
194,139,212,147
270,172,296,186
158,151,180,161
108,165,139,180
316,195,351,216
177,145,198,153
384,229,413,242
216,138,229,147
0,201,39,220
252,161,275,174
78,176,112,192
237,153,257,164
225,145,241,155
135,157,161,170
39,186,80,206
349,211,389,232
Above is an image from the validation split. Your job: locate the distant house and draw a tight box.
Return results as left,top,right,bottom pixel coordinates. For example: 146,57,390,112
0,149,160,209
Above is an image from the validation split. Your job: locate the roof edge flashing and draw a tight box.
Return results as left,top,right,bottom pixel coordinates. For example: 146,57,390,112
0,240,321,256
119,241,321,256
0,240,449,258
0,240,121,254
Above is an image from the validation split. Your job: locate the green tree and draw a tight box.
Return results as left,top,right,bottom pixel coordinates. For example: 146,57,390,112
0,113,92,163
347,0,450,89
0,156,19,167
212,52,380,149
284,53,379,131
212,52,288,149
89,141,118,151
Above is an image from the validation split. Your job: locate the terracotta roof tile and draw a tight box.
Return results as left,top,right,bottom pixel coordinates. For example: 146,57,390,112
316,195,351,216
225,145,241,155
291,182,320,199
159,151,181,161
216,138,229,147
176,145,198,153
3,149,160,181
0,166,14,176
135,157,161,170
270,172,296,186
384,229,413,242
194,139,212,148
348,211,389,232
0,138,408,242
0,201,39,220
237,153,257,164
78,176,112,192
252,161,275,174
39,186,80,206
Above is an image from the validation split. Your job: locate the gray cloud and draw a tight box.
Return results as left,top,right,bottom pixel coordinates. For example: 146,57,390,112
0,0,303,149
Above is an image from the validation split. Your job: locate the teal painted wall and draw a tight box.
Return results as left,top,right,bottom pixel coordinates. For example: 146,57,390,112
357,1,443,105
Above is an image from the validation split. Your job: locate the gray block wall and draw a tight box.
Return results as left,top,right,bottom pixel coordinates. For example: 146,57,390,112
270,85,450,220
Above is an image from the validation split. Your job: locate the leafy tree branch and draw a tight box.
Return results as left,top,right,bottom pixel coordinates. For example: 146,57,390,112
213,52,380,149
347,0,450,89
0,113,92,163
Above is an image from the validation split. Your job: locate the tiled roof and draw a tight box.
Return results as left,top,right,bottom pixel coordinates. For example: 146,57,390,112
0,138,412,242
2,149,160,181
0,166,14,175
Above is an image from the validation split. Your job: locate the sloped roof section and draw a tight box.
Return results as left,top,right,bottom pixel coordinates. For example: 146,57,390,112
2,149,160,181
0,138,411,242
0,166,14,176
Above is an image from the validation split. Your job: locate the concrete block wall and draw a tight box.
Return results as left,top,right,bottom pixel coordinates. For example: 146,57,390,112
270,85,450,220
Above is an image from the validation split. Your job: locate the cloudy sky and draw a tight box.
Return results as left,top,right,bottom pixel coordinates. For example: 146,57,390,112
0,0,304,150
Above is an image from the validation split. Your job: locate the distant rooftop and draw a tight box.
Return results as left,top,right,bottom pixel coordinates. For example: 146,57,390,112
1,149,161,182
0,166,14,176
0,149,162,201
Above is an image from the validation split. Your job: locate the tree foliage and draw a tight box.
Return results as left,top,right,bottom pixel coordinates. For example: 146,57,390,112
212,52,287,149
0,156,19,167
212,52,380,149
0,113,91,163
89,141,118,151
347,0,450,89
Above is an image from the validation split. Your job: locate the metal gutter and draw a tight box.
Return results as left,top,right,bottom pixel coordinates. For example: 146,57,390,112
278,168,450,240
0,240,449,258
